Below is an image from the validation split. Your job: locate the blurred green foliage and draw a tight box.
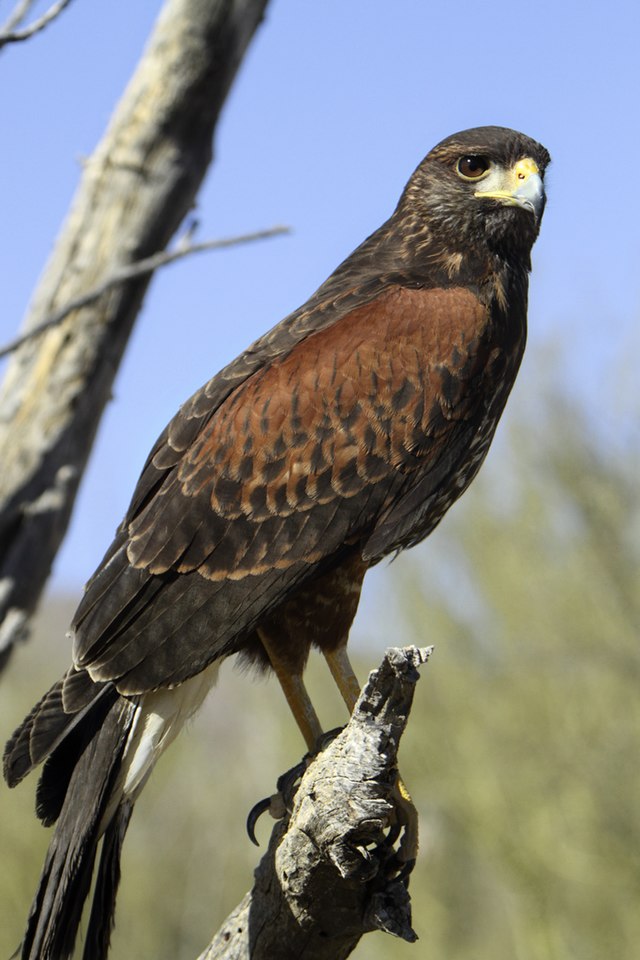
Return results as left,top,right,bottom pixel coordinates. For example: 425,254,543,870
1,396,637,959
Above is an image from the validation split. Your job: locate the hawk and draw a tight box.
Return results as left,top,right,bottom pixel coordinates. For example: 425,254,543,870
4,125,549,960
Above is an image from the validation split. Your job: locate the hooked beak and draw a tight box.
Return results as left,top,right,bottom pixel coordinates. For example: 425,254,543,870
475,158,545,222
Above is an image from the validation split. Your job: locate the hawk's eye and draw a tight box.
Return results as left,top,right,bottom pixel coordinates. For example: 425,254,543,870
456,156,490,181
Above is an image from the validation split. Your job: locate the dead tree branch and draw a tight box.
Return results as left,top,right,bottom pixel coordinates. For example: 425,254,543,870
0,0,271,668
0,0,74,47
1,0,35,33
0,226,289,361
199,646,431,960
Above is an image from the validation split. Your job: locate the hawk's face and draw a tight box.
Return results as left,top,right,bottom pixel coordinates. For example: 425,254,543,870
402,125,551,259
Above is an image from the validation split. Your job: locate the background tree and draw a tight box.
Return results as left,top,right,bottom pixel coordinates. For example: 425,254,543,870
0,0,272,666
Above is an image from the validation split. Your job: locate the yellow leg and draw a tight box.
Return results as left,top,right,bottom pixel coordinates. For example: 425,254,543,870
323,644,361,711
258,629,323,751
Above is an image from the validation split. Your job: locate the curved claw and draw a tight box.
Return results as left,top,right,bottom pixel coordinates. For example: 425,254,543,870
396,857,416,884
382,821,402,850
246,796,272,846
246,729,347,848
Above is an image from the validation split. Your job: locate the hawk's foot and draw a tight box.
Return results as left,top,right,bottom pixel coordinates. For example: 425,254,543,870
246,726,344,845
377,772,419,882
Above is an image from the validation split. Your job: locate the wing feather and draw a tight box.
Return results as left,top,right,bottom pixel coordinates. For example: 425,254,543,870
72,284,499,693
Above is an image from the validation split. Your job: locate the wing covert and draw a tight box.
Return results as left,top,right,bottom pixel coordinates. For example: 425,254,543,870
75,284,498,692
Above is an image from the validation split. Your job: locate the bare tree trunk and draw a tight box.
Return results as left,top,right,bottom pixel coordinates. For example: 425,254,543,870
0,0,270,668
198,647,430,960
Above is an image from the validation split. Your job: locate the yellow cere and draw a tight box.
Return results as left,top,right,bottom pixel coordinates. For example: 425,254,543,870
514,158,540,180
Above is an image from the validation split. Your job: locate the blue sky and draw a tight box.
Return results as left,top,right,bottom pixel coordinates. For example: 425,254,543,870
1,0,638,592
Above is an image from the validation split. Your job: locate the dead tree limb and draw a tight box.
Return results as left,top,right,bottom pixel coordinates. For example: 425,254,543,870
0,0,74,48
0,226,289,361
0,0,271,669
199,646,431,960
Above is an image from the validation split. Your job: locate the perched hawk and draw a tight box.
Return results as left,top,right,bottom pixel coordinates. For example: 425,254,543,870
4,125,549,960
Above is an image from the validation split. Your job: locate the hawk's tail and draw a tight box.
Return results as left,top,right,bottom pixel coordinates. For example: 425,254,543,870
5,685,138,960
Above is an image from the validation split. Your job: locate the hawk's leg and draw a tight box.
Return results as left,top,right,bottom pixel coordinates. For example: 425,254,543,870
258,627,323,750
323,643,419,869
323,643,361,710
251,629,418,873
246,628,324,843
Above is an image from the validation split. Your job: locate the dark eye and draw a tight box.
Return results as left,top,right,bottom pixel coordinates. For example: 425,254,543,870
456,155,490,180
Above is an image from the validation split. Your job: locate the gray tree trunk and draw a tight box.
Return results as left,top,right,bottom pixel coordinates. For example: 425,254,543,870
0,0,270,668
198,647,430,960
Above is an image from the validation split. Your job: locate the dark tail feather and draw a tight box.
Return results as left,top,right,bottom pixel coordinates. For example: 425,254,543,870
82,800,134,960
3,667,112,791
20,696,137,960
34,683,118,827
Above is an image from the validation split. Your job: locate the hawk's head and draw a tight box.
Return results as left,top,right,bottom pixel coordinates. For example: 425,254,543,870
400,126,551,262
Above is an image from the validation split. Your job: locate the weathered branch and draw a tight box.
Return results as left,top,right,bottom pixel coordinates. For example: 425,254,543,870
0,226,289,361
0,0,74,47
1,0,35,33
0,0,271,668
199,646,431,960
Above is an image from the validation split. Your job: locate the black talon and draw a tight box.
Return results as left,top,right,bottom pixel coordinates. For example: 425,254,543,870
382,821,402,850
247,760,308,847
246,796,272,846
397,858,416,884
247,733,346,848
378,848,416,885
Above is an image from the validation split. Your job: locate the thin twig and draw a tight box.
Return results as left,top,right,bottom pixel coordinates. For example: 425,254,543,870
0,0,74,47
0,225,290,360
1,0,36,33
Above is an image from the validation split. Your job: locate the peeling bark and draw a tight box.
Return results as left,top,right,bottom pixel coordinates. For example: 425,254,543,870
199,646,431,960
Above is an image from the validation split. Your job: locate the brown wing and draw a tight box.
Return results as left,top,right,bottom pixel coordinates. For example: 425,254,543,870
72,284,498,694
